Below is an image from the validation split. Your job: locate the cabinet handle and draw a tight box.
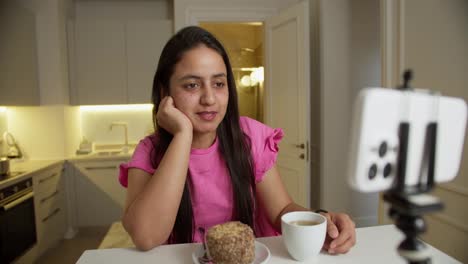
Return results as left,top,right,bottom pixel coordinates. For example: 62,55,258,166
42,208,61,223
40,190,59,204
39,173,58,184
85,166,117,170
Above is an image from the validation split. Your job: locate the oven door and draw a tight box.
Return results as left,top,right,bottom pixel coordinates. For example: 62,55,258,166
0,190,37,263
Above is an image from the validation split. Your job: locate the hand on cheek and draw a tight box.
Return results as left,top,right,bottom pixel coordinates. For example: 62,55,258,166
156,96,193,135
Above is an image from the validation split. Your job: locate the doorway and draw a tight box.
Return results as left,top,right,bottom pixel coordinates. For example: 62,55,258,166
199,22,265,122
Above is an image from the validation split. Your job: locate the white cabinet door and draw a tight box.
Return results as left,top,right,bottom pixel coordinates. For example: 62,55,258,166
126,19,172,104
0,2,40,105
74,19,127,105
71,18,172,105
74,160,126,226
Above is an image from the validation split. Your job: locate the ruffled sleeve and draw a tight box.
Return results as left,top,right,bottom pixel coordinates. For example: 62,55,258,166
119,136,156,187
239,117,284,183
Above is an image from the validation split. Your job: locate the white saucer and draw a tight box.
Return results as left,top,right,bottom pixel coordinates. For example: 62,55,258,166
192,241,271,264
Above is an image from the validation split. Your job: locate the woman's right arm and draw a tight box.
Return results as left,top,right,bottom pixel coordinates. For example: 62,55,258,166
122,96,193,251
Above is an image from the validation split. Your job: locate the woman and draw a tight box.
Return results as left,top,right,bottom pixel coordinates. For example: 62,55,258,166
120,26,356,253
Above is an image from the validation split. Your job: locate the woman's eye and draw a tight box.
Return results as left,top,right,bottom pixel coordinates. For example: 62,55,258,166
184,83,199,89
215,82,225,88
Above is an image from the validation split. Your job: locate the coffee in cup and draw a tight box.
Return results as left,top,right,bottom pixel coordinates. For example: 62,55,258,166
281,211,327,261
289,220,320,226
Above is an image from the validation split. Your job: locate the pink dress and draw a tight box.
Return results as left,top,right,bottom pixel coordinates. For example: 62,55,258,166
119,116,284,243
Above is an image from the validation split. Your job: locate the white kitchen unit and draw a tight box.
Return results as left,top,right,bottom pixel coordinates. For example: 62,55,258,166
71,159,127,226
33,163,68,257
4,160,66,264
0,2,40,105
69,18,172,105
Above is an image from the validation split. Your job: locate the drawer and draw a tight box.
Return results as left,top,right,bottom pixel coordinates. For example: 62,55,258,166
36,206,66,255
34,165,63,194
35,186,65,220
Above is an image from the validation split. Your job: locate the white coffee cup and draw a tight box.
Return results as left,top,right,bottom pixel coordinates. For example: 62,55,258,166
281,211,327,261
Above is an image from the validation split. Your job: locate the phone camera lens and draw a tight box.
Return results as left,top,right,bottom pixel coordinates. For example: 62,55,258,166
368,164,377,180
383,163,392,178
379,141,388,157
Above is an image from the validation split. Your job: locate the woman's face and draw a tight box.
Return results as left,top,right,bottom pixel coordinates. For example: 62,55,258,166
168,44,229,137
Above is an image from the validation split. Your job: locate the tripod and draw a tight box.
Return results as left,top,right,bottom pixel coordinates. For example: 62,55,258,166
383,70,444,264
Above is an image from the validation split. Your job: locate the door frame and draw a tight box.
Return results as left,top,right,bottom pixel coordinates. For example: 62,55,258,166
173,1,300,31
175,6,277,31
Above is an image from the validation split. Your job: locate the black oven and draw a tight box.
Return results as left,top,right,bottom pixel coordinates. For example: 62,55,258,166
0,178,37,263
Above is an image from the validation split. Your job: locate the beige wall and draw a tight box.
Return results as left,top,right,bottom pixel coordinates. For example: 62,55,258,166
200,23,263,68
319,0,352,214
6,106,80,159
399,0,468,262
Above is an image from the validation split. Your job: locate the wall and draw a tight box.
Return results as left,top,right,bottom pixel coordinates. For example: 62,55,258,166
200,23,263,68
319,0,352,214
400,0,468,261
0,109,7,156
6,106,80,159
348,0,381,226
318,0,381,226
80,106,153,146
2,105,152,159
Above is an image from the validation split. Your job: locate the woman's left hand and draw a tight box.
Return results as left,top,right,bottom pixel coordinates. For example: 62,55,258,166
321,212,356,254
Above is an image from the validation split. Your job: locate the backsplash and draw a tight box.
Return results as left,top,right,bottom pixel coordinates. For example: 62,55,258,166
0,108,7,156
80,105,153,146
6,106,81,159
2,104,154,158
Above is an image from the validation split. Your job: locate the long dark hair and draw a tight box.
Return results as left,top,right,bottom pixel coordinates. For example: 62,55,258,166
151,26,256,243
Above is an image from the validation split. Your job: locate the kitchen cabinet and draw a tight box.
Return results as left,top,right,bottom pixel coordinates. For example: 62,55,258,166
33,163,67,257
0,2,40,105
72,160,126,226
69,18,172,105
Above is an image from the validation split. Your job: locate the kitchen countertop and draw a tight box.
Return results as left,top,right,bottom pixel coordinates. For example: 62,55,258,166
0,159,64,188
68,152,132,163
0,151,132,188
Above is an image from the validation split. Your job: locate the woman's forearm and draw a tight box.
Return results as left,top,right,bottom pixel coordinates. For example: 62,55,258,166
123,132,192,250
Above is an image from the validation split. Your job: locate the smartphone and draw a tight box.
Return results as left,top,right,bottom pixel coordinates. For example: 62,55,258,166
347,88,467,192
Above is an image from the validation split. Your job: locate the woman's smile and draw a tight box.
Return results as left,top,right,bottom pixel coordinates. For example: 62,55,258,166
197,111,218,121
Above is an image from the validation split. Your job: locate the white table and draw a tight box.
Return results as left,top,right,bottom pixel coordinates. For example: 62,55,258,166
77,225,461,263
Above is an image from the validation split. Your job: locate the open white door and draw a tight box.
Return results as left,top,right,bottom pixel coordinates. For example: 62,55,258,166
264,1,310,207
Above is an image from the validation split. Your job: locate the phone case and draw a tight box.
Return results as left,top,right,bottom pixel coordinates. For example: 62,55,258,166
347,88,467,192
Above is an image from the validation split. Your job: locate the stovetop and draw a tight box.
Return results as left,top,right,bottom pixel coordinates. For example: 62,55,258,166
0,171,27,182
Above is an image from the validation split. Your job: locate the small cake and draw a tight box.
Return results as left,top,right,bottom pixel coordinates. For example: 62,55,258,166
206,221,255,264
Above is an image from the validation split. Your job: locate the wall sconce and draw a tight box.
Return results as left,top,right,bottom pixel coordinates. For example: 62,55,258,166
250,67,264,85
240,75,252,87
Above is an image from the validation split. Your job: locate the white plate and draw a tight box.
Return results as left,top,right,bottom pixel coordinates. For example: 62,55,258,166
192,241,271,264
